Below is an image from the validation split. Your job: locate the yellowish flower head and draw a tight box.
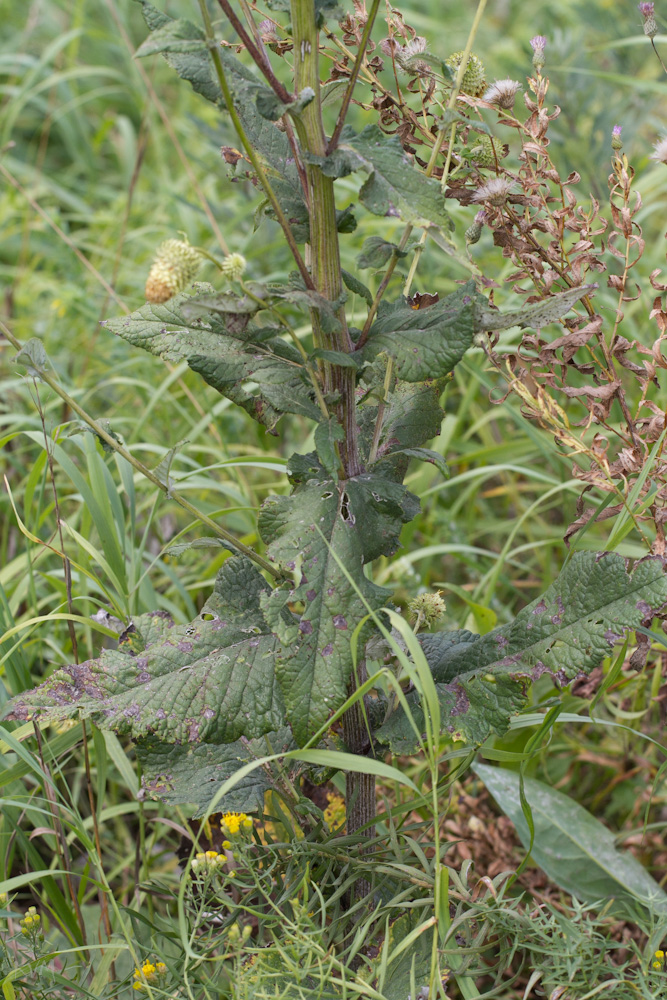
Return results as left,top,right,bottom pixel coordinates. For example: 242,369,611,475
221,812,253,836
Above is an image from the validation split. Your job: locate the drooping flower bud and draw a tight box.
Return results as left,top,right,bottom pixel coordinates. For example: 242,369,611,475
638,2,658,37
530,35,547,73
144,239,202,304
444,50,486,97
221,252,247,282
611,125,623,151
465,210,487,245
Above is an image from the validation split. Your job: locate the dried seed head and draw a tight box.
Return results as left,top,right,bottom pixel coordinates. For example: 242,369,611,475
145,239,202,304
611,125,623,151
483,78,522,110
395,36,431,75
444,50,486,97
638,2,658,37
651,135,667,164
530,34,547,73
221,252,247,281
472,177,514,206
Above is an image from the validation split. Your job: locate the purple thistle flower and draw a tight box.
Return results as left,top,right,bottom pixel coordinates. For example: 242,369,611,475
530,35,547,72
611,125,623,150
638,2,658,37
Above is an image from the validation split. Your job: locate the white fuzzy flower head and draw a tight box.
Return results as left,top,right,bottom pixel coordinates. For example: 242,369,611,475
221,252,247,281
483,78,521,110
651,136,667,165
472,177,514,207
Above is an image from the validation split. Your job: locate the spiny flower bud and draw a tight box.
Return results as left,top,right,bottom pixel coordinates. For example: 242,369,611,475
145,239,202,304
221,252,247,282
639,2,658,37
483,78,521,110
444,50,486,97
530,35,547,73
611,125,623,151
408,591,446,629
465,210,486,245
466,134,501,168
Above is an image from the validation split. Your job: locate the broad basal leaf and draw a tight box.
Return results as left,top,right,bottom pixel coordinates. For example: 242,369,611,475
314,125,451,230
103,289,321,429
377,551,667,752
358,281,486,382
475,763,667,915
136,727,295,817
258,475,419,744
5,557,285,745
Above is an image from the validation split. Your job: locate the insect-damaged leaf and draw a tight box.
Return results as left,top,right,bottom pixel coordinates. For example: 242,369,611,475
358,281,487,382
376,551,667,752
5,557,286,745
258,475,419,744
136,727,296,818
103,289,321,430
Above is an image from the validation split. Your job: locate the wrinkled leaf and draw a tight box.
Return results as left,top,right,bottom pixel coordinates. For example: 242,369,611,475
13,338,49,378
359,373,446,476
314,125,451,230
359,281,486,382
377,552,667,752
137,727,295,817
341,269,373,307
474,284,597,333
314,418,344,478
135,5,222,106
5,557,286,745
475,763,667,914
259,475,418,743
357,236,407,270
377,911,433,1000
103,289,321,429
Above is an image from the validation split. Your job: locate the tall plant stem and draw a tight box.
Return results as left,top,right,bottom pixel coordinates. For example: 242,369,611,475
290,0,361,476
0,322,281,581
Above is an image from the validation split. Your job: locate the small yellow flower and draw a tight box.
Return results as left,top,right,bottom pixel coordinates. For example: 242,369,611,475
133,957,168,991
323,792,346,832
222,840,232,850
221,812,253,836
653,949,665,970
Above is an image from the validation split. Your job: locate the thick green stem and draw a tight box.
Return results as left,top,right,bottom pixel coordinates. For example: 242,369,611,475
290,0,361,477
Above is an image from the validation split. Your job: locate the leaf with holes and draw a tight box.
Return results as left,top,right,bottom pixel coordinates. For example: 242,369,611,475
258,475,419,744
4,557,285,745
376,552,667,752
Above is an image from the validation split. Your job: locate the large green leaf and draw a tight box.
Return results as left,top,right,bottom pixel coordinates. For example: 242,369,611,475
377,552,667,752
103,290,321,429
5,557,285,745
475,763,667,915
313,125,452,230
136,727,295,817
135,3,223,106
358,282,486,382
259,475,419,744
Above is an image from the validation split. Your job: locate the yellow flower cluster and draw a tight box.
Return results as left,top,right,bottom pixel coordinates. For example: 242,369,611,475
653,949,665,970
221,812,253,836
133,960,167,992
20,906,41,935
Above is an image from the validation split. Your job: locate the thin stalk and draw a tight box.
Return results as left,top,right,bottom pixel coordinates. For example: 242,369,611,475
215,0,292,102
327,0,382,153
1,321,281,580
198,0,315,291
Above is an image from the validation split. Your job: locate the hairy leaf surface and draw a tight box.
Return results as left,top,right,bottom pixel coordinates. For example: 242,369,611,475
103,290,320,429
377,552,667,752
136,727,295,817
259,475,418,743
5,557,285,745
359,281,486,382
315,125,451,229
